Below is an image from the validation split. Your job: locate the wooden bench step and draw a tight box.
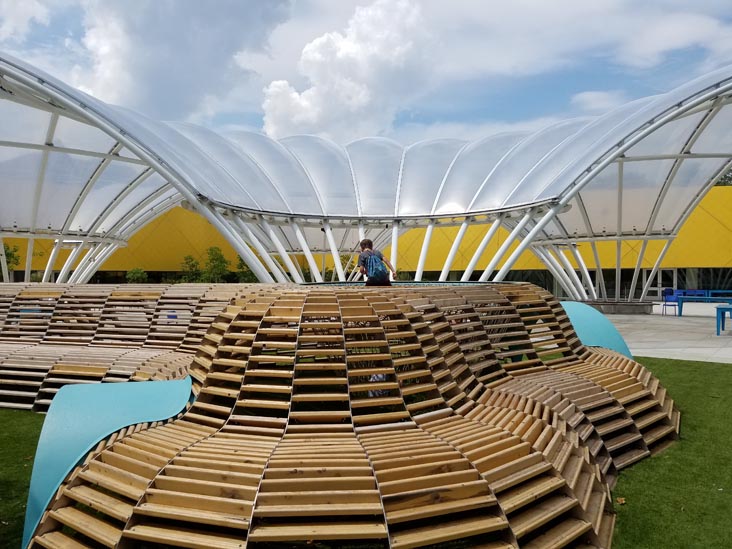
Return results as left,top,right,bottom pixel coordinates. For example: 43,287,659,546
636,410,669,430
523,517,593,549
586,405,624,423
625,397,659,416
386,494,497,524
135,502,249,529
390,513,507,548
254,502,383,517
64,485,134,522
48,507,121,547
596,416,634,436
123,524,246,548
499,475,566,514
32,531,89,549
248,521,387,541
606,431,643,453
508,495,577,538
643,423,677,446
613,447,650,469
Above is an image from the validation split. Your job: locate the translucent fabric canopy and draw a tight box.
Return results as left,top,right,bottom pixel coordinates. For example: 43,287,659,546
1,51,732,294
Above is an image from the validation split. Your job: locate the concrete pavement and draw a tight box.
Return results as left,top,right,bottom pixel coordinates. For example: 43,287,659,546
605,302,732,364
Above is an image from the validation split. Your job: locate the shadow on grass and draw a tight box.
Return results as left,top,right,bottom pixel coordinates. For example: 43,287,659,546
612,357,732,549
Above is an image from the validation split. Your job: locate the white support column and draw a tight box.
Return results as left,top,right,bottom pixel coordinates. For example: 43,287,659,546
439,221,469,281
292,222,323,283
542,247,582,299
640,239,673,301
627,240,649,302
235,218,289,283
57,243,85,283
615,239,622,301
79,245,118,283
461,216,502,282
534,247,578,299
480,210,533,282
68,243,99,283
358,224,366,242
590,241,607,300
554,246,588,300
323,221,346,282
570,245,598,300
494,205,562,281
0,237,9,282
24,238,34,282
41,241,62,283
615,160,624,301
260,219,303,283
415,222,434,282
390,222,400,279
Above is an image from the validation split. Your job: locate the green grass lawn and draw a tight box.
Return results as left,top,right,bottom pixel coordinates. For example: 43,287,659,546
612,357,732,549
1,356,731,548
0,408,44,549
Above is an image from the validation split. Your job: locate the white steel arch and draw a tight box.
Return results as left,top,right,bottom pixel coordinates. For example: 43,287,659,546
2,51,732,296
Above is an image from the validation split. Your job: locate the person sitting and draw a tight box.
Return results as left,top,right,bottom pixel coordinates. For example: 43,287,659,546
357,239,396,286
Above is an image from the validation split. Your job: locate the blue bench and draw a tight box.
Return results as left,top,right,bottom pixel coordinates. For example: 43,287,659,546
677,295,732,316
717,305,732,335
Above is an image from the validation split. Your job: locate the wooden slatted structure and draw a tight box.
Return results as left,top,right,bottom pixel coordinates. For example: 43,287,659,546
27,282,679,548
0,284,260,410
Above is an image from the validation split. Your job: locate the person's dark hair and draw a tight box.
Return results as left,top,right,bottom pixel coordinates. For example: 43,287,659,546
359,239,373,250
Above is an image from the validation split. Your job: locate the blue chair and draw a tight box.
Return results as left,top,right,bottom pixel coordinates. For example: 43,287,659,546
661,288,678,316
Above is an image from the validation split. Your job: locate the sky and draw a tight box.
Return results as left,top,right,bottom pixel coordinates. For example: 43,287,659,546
1,0,732,145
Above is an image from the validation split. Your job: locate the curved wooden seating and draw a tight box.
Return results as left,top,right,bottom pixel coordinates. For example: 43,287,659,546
0,284,256,411
26,282,679,548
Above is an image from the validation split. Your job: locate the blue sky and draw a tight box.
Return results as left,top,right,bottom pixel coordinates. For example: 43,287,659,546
1,0,731,144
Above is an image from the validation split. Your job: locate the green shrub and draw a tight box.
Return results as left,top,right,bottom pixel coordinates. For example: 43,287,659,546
125,267,148,283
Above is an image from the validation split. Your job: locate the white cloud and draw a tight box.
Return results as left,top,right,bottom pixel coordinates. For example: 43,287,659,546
3,0,732,144
72,1,292,120
0,0,50,41
262,0,428,142
570,90,628,114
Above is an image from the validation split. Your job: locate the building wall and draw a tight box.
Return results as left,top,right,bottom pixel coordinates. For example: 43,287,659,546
6,187,732,277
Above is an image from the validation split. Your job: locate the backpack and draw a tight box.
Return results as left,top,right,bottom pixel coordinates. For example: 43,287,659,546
365,251,389,281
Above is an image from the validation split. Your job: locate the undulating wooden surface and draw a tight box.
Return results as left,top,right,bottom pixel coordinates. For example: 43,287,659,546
23,282,680,548
0,284,255,412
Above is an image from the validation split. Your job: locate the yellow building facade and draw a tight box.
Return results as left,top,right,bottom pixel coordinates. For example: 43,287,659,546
6,187,732,281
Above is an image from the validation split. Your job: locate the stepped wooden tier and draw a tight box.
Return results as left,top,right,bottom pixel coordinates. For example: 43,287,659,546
17,282,680,548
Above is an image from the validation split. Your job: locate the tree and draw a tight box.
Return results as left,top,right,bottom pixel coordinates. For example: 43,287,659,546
126,267,148,283
236,257,258,283
202,247,230,283
2,243,20,271
719,168,732,186
180,255,202,282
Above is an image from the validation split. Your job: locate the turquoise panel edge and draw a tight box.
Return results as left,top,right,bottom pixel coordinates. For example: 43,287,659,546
22,376,192,548
561,301,633,359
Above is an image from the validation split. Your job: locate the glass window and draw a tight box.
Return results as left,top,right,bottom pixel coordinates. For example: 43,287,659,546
36,152,100,231
0,147,41,229
67,161,147,232
53,115,116,153
0,99,50,143
97,173,169,233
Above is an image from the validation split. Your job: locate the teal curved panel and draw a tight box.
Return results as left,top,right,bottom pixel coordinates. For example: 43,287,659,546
561,301,633,359
23,376,192,548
